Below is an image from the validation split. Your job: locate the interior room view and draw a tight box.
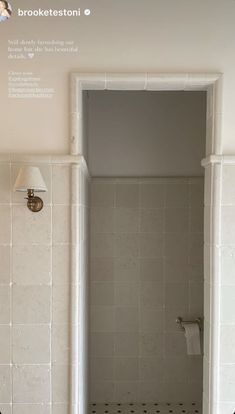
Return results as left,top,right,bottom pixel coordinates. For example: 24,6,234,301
2,1,235,413
1,70,234,414
84,90,206,414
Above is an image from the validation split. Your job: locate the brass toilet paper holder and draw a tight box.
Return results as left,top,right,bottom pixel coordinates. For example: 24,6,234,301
176,316,203,331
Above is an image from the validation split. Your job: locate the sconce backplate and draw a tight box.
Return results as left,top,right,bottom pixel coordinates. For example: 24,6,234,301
27,196,44,213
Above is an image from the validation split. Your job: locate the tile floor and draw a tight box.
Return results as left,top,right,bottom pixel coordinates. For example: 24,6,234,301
89,402,202,414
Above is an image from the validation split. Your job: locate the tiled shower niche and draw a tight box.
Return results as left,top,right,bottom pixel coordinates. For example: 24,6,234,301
89,177,204,405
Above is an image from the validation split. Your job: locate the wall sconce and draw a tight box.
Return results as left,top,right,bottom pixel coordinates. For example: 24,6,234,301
14,166,48,213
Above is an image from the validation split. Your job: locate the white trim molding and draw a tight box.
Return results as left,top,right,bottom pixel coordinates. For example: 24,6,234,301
202,155,235,167
69,157,90,414
70,72,224,414
70,72,223,156
0,154,84,164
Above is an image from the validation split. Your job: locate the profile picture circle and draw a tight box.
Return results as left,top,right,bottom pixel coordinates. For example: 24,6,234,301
0,0,12,22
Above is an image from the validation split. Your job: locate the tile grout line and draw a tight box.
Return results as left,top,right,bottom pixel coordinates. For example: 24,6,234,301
113,180,117,395
187,179,191,387
162,182,166,364
137,180,141,393
188,180,191,337
10,161,13,413
50,164,53,413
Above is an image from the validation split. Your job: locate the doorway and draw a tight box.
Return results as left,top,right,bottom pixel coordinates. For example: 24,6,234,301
69,73,223,414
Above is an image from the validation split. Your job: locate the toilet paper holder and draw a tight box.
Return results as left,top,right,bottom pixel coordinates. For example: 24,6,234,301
176,316,203,331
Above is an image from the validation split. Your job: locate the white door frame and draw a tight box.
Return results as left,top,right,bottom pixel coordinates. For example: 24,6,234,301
70,72,223,414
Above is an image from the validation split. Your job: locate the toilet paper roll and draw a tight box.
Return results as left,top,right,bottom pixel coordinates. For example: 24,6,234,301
182,322,201,355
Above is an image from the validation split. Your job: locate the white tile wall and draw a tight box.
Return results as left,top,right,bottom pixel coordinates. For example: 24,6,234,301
12,206,52,245
13,405,50,414
220,163,235,411
12,245,51,285
0,161,76,414
0,205,11,244
12,325,50,364
13,366,50,403
89,177,204,403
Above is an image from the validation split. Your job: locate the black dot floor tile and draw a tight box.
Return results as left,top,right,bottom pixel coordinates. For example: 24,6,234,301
89,402,202,414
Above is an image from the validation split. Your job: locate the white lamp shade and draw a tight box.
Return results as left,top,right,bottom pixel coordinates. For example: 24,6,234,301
14,166,48,193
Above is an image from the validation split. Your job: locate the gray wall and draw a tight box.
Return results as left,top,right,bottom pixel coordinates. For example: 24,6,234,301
86,91,206,177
